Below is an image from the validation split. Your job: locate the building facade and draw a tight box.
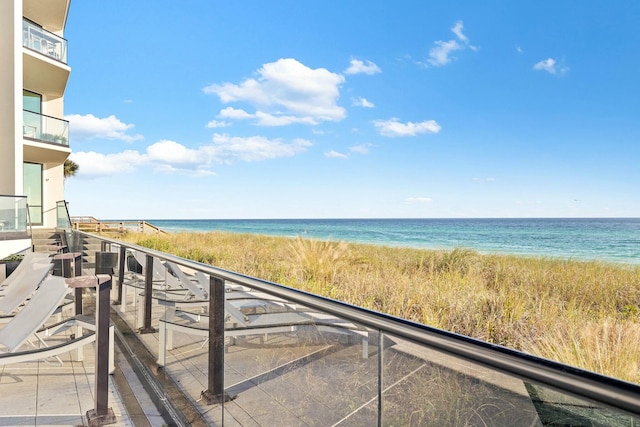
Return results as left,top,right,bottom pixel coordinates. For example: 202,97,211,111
0,0,71,257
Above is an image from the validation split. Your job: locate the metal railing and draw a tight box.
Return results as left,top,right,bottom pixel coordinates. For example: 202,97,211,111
72,230,640,425
70,217,167,234
23,110,69,146
22,18,68,63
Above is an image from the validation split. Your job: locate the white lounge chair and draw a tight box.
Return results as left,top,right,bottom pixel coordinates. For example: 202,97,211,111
0,275,114,372
0,262,54,314
0,251,51,291
166,261,208,300
0,252,52,288
121,250,188,309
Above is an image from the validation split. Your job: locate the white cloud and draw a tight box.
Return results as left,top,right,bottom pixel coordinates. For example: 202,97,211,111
352,97,375,108
69,150,146,177
206,120,231,128
146,140,201,164
324,150,348,159
516,46,523,53
65,114,143,142
218,107,253,120
451,21,469,44
253,111,318,126
204,58,346,126
153,164,217,177
70,133,312,178
428,40,462,67
373,118,441,137
349,144,372,154
218,107,317,126
345,59,381,75
207,134,312,162
533,57,569,75
427,20,476,67
406,197,433,203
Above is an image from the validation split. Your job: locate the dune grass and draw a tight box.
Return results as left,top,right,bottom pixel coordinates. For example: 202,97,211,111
119,231,640,383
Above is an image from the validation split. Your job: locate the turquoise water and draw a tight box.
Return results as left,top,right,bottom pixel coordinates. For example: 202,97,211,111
148,218,640,265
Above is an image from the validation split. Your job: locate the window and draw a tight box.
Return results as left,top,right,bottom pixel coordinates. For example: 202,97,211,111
23,89,41,113
23,162,43,225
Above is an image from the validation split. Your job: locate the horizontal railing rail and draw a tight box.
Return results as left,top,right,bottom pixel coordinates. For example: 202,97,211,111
74,229,640,420
71,219,167,234
22,18,68,63
23,110,69,146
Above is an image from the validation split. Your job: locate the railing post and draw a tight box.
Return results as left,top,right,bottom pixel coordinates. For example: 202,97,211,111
53,252,83,315
66,275,116,426
115,246,125,305
202,275,235,404
139,254,156,333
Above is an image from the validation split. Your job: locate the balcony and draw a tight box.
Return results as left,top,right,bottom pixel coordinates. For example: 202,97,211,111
23,110,69,146
22,19,67,64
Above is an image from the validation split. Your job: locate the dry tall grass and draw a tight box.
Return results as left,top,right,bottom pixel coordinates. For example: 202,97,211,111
119,231,640,383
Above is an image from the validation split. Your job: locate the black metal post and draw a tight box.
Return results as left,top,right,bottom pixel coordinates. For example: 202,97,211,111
202,275,234,404
73,252,82,277
73,253,83,315
54,253,83,314
95,275,112,419
66,275,116,426
139,254,155,333
115,246,126,305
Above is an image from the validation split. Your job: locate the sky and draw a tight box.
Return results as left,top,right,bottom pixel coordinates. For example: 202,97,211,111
62,1,640,219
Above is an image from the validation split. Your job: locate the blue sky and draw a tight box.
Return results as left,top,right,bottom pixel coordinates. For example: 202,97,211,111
63,1,640,219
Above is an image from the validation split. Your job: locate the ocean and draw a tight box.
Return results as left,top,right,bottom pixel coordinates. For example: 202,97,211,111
148,218,640,265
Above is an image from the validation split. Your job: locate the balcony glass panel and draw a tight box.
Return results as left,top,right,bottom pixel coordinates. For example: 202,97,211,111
0,196,28,233
56,200,71,229
22,19,67,63
380,333,640,426
23,110,69,146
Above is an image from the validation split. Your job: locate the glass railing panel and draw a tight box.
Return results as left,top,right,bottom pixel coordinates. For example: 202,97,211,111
0,195,28,233
220,290,378,426
56,200,71,229
524,381,640,426
22,19,67,63
380,333,640,426
380,333,542,426
23,110,69,146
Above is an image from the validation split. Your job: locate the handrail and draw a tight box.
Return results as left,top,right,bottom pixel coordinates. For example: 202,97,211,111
70,218,167,234
74,230,640,416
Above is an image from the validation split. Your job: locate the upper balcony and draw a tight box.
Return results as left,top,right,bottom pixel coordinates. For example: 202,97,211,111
22,18,70,99
23,19,67,64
